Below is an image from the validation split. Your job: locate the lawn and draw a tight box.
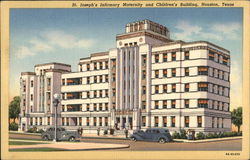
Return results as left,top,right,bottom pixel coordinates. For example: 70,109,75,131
9,148,66,152
9,141,49,145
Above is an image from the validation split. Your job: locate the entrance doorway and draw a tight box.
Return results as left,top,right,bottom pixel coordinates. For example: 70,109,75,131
129,117,133,130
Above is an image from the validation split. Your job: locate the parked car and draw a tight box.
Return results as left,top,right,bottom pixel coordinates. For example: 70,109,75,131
41,127,80,142
130,128,172,143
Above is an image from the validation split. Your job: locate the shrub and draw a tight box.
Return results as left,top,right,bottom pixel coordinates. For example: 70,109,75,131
205,133,215,139
179,129,187,139
37,129,44,133
110,129,114,135
103,129,108,135
172,131,181,139
9,122,18,131
196,132,205,139
27,127,37,133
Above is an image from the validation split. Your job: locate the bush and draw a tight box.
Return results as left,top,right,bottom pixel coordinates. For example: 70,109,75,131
179,129,187,139
9,122,18,131
196,132,205,139
27,127,37,133
172,131,181,139
103,129,108,135
205,133,215,139
110,129,114,135
37,129,44,133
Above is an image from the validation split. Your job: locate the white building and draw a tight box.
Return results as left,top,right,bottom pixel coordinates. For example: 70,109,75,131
19,20,231,134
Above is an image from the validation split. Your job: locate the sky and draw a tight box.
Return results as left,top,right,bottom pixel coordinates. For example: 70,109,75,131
9,8,243,110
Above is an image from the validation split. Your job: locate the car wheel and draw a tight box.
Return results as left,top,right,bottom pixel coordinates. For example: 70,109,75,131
69,136,76,142
158,138,166,144
130,137,137,142
42,135,49,141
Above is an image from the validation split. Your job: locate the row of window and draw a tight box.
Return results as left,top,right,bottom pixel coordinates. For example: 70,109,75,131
62,117,109,127
79,61,109,72
150,99,229,111
62,75,109,86
209,50,229,66
62,103,109,112
152,66,229,81
151,82,229,97
62,90,109,99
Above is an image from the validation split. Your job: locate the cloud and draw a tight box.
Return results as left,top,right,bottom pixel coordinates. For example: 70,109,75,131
15,46,35,59
173,21,241,42
230,61,243,108
15,30,94,59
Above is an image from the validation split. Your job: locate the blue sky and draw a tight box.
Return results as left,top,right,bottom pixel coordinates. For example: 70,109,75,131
10,8,243,109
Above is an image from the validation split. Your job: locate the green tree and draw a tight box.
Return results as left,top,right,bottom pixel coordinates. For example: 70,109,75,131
9,96,21,124
231,107,242,132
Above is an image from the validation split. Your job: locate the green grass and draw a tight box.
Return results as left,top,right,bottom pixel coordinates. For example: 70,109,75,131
9,141,48,145
9,148,66,152
10,137,44,141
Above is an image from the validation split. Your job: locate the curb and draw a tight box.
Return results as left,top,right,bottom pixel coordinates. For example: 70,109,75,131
173,137,242,143
81,136,129,140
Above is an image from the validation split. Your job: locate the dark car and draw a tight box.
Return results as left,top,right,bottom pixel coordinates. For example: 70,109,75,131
41,127,80,142
130,128,172,143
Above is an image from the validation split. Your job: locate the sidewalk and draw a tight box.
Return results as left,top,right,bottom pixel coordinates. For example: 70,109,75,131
173,136,242,143
9,141,129,151
81,133,128,140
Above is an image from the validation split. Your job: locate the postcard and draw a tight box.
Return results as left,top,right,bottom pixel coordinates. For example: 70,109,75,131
1,1,249,160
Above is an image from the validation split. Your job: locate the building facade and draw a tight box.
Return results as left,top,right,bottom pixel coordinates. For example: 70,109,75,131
19,20,231,134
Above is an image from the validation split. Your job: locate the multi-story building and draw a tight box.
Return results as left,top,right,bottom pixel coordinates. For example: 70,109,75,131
19,20,231,134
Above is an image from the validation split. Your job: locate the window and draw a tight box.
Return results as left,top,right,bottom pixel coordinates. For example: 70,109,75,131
105,61,109,69
197,116,202,127
86,117,89,126
163,84,168,93
185,68,189,76
163,69,167,77
163,116,167,127
171,100,176,108
172,52,176,61
209,51,215,60
99,62,103,69
112,73,116,82
185,51,189,60
172,84,176,92
163,53,168,62
155,70,159,78
31,80,34,87
222,118,224,128
217,118,219,128
184,116,189,127
155,101,159,109
155,54,159,63
142,116,146,127
94,76,97,83
142,55,147,64
142,70,146,79
79,117,82,126
154,116,159,127
87,77,90,84
62,79,65,85
142,101,146,110
105,89,109,97
112,88,116,96
86,91,90,98
105,103,108,111
155,85,159,94
94,62,97,70
100,76,103,83
30,94,33,101
94,104,97,111
99,117,102,126
100,90,103,97
105,75,109,82
198,99,208,108
185,83,189,92
185,99,189,108
142,86,146,94
79,65,82,72
223,56,229,65
94,117,97,126
47,117,50,125
171,116,175,127
99,103,103,111
87,64,90,71
93,91,97,98
163,100,167,109
198,82,208,91
212,117,215,128
198,66,208,75
172,68,176,77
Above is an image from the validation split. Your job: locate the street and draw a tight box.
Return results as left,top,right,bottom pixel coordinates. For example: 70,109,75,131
9,133,242,151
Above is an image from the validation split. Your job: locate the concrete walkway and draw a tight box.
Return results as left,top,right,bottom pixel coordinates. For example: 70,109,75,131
9,141,129,150
174,136,242,143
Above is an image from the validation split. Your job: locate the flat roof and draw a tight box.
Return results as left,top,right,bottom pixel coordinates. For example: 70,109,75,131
34,62,71,67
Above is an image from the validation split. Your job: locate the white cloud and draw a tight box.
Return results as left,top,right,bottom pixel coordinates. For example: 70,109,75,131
173,21,241,42
230,61,243,109
15,46,35,59
15,30,94,59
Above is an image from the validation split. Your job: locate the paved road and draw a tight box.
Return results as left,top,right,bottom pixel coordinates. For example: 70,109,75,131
9,133,242,151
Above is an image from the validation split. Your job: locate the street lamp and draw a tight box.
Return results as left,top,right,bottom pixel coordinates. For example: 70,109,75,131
53,93,60,142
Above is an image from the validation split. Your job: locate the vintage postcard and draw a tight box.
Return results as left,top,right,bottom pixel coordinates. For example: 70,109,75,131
1,1,250,160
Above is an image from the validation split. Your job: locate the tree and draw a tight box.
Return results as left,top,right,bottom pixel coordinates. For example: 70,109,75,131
9,96,21,124
231,107,242,132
